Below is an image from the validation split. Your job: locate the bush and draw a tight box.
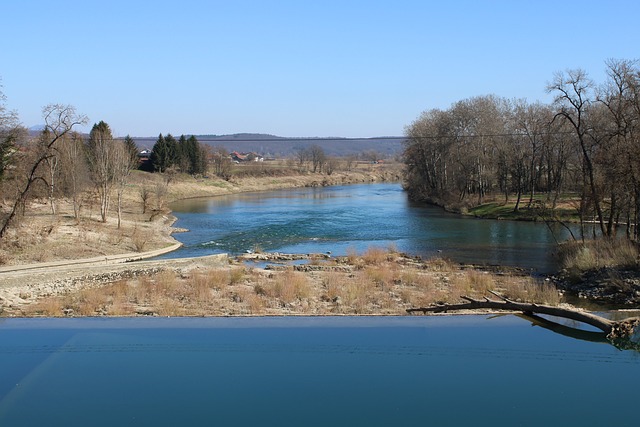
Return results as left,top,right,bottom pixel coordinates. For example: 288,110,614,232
557,239,639,271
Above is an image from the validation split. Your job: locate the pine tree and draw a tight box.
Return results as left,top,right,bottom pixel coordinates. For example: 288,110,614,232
178,134,190,172
186,135,198,174
123,134,139,167
151,133,168,172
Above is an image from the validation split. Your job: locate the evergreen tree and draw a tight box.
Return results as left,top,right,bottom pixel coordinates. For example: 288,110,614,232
151,133,169,172
178,134,190,172
165,134,178,168
188,135,207,175
123,134,139,168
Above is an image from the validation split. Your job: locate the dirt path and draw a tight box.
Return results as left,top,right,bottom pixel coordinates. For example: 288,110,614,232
0,244,228,309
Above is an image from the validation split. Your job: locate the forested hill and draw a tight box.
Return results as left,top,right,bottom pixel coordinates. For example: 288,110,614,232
133,134,405,158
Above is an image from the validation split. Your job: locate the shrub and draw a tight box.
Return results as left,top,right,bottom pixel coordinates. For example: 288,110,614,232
558,239,639,271
426,257,456,272
362,246,388,265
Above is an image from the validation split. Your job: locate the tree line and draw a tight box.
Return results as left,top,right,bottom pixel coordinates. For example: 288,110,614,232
149,133,207,175
403,59,640,241
0,87,209,237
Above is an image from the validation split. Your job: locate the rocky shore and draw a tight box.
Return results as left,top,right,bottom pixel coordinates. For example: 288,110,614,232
553,267,640,307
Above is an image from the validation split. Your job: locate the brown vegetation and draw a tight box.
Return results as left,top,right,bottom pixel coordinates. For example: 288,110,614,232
404,59,640,241
553,239,640,306
6,248,561,318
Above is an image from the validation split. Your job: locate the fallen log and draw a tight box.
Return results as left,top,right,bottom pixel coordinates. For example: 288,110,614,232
407,291,639,342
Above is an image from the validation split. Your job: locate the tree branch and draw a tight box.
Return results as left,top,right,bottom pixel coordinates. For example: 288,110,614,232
406,294,626,337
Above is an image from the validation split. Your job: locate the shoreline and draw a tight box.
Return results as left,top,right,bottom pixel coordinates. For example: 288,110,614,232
2,166,636,316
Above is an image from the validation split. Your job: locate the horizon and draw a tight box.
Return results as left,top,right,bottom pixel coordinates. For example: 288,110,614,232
3,1,640,138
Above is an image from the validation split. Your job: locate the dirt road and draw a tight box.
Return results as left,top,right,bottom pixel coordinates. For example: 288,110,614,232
0,244,229,309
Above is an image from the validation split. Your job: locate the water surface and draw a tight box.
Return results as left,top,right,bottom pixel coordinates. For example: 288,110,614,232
166,183,574,272
0,316,637,427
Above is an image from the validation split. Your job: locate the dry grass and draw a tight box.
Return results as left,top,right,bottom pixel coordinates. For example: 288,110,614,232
273,270,311,302
500,277,561,306
425,257,457,272
361,246,388,265
558,239,639,272
8,247,563,317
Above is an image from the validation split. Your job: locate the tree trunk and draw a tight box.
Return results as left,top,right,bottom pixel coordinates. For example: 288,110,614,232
407,292,639,342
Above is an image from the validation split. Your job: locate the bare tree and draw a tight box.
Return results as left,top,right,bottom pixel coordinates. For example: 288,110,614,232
295,146,311,171
548,69,608,237
0,82,25,184
597,59,640,238
112,140,137,228
87,121,116,223
140,186,151,214
58,132,90,219
0,104,87,238
40,130,60,215
309,144,326,173
210,146,232,180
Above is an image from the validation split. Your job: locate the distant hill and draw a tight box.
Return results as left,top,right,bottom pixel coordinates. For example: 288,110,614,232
133,133,406,158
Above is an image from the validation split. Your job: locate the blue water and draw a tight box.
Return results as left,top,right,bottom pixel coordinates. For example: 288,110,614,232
0,316,637,427
165,183,575,272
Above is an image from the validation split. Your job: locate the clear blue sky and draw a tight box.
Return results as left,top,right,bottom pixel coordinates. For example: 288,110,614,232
2,0,639,138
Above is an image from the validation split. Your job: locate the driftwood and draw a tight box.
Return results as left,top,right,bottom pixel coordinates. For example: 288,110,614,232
407,291,640,343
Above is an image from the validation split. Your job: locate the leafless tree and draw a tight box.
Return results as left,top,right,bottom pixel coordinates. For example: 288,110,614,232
0,104,87,238
1,82,25,184
140,186,151,214
58,132,90,219
295,146,311,171
112,140,137,228
309,144,326,173
210,146,232,180
87,121,117,223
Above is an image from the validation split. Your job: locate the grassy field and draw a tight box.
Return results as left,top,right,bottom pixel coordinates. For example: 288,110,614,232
467,194,579,222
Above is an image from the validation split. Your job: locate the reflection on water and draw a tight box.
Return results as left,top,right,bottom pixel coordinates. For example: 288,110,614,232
165,183,575,272
0,316,639,427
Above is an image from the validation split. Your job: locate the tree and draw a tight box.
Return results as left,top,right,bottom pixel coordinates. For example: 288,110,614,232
508,100,554,211
177,134,190,172
112,140,137,228
123,135,139,167
188,135,207,175
151,133,178,173
295,146,311,171
40,129,60,215
58,131,90,219
407,291,640,347
0,82,25,183
0,104,87,238
309,144,326,173
177,135,207,175
210,146,232,180
597,59,640,238
87,121,117,223
548,69,607,237
403,96,509,205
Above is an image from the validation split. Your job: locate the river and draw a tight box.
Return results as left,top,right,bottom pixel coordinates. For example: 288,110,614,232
1,316,638,427
165,183,575,272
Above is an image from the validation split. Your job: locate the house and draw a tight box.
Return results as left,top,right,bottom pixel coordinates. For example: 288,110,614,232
231,151,264,162
137,149,152,170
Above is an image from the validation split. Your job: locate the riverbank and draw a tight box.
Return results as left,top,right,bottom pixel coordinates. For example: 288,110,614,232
2,163,636,315
1,248,562,317
0,163,400,267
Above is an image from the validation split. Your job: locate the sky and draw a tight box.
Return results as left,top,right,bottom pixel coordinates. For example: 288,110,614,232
1,0,639,138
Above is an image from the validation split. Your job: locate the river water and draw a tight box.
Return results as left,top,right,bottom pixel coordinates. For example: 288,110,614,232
1,316,638,427
166,183,574,272
2,186,636,425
